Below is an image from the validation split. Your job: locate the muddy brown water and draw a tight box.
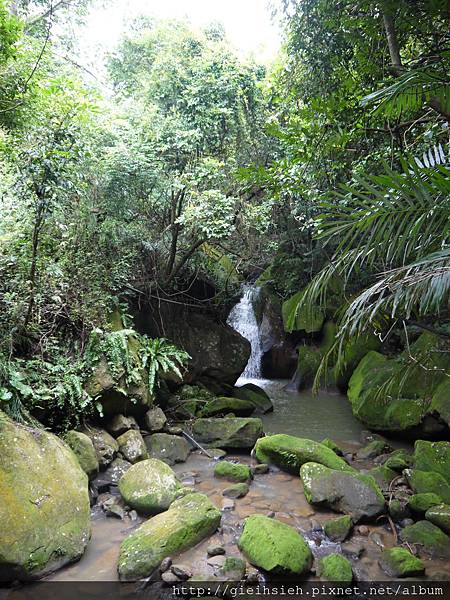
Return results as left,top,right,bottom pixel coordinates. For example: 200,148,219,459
45,379,449,584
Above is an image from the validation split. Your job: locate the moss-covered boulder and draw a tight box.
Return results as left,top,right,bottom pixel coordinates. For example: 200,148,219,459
116,430,148,464
200,397,256,418
383,449,413,472
319,554,352,582
357,439,391,459
334,333,381,391
145,433,191,465
118,492,221,581
323,516,353,542
220,556,246,581
425,504,450,534
367,466,397,492
320,438,344,456
191,417,263,448
0,412,91,582
431,379,450,428
297,346,323,389
409,493,443,514
379,548,425,577
144,407,167,432
118,458,181,515
82,426,118,468
400,520,450,558
214,461,251,483
414,441,450,482
222,483,249,499
238,514,312,575
233,383,273,414
254,434,353,474
300,462,385,522
405,469,450,504
64,430,99,479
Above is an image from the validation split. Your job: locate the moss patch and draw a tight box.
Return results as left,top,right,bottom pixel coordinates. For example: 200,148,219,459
379,547,424,577
200,397,255,418
214,461,251,483
323,516,353,542
409,493,442,514
414,441,450,483
425,504,450,534
400,520,450,558
319,554,352,582
64,430,99,479
405,469,450,504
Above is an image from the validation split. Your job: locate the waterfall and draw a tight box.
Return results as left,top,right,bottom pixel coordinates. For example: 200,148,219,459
227,285,263,379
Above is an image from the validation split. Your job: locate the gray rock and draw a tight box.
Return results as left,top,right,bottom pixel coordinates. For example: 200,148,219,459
171,564,192,580
192,417,263,449
161,571,180,584
117,430,148,464
106,414,139,437
145,407,167,432
160,557,172,573
83,426,119,467
103,458,132,484
252,463,269,475
145,433,191,466
207,545,226,557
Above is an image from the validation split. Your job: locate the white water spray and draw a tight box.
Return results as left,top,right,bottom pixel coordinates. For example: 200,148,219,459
227,285,263,379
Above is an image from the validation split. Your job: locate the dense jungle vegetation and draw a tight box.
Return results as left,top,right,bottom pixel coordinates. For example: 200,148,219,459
0,0,449,430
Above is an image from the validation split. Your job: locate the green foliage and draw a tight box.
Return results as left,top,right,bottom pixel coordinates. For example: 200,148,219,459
140,337,190,393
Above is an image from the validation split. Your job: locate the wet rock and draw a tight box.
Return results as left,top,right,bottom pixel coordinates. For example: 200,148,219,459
207,554,227,568
165,426,183,436
300,462,385,522
160,557,172,573
266,511,275,518
106,414,139,437
425,504,450,534
221,498,235,511
409,493,442,515
103,458,132,484
342,540,366,559
309,518,322,532
238,514,312,575
83,426,118,468
382,449,413,472
171,564,192,580
318,554,352,583
389,499,411,521
214,461,251,482
64,430,99,479
323,515,353,542
367,465,397,492
400,520,450,558
254,434,353,474
252,463,269,475
118,493,221,581
118,458,182,515
161,571,180,584
357,525,369,536
357,440,391,460
209,448,227,459
207,545,225,557
414,440,450,482
191,417,263,449
222,483,249,499
400,518,415,528
200,397,256,418
145,433,190,466
102,497,125,519
233,383,274,414
320,438,344,456
405,469,450,503
220,557,246,581
379,547,425,578
145,407,167,433
129,510,138,521
117,429,148,464
0,411,90,581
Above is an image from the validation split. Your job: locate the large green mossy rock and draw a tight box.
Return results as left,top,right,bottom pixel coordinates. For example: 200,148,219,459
200,397,256,418
254,434,353,474
214,461,251,482
334,333,381,391
145,433,191,466
400,520,450,558
405,469,450,504
0,412,91,582
233,383,273,414
425,504,450,534
323,515,353,542
64,430,99,479
300,462,385,522
368,466,397,492
379,548,425,578
347,333,450,434
318,554,352,583
118,493,221,581
409,493,443,514
383,449,413,471
118,458,181,515
191,417,263,448
414,441,450,482
238,514,312,575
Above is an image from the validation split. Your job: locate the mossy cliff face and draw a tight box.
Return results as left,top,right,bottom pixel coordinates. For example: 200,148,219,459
118,492,221,581
348,333,450,434
254,434,353,474
0,411,91,582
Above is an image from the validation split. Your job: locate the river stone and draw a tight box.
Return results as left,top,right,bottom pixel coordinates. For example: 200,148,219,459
318,554,353,583
118,492,221,581
144,407,167,432
200,397,256,418
400,520,450,558
64,430,99,479
300,462,385,522
238,514,312,575
82,426,119,468
414,440,450,482
118,458,181,515
191,417,263,448
379,547,425,578
106,414,139,437
233,383,274,414
222,483,249,498
357,439,391,460
214,461,251,482
323,515,353,542
145,433,191,465
220,556,246,581
404,469,450,503
383,449,413,471
117,430,148,464
425,504,450,534
409,493,443,514
102,458,132,484
254,434,353,474
0,411,90,581
367,465,397,492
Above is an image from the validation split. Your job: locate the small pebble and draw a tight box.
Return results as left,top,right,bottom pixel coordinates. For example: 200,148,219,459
252,464,269,475
171,564,192,580
207,545,226,557
221,499,235,511
160,557,172,573
358,525,369,536
129,510,138,522
266,511,275,518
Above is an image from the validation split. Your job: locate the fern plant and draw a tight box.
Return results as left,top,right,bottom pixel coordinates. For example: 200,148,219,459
140,337,190,393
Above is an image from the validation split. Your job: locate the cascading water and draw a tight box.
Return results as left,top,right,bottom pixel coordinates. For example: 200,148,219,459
227,284,263,379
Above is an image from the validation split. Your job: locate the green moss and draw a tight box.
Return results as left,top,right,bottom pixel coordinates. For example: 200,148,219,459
233,383,273,414
414,441,450,483
409,493,443,514
118,493,221,581
200,397,255,417
319,554,352,582
191,417,263,449
368,466,397,491
254,434,353,474
430,379,450,427
388,499,410,522
379,548,425,577
238,514,312,575
222,483,249,498
400,520,450,558
321,438,344,456
334,333,381,391
323,516,353,542
357,440,390,459
118,458,181,515
214,461,251,482
297,346,322,388
221,557,246,580
64,430,99,479
405,469,450,504
282,289,325,334
425,504,450,534
383,450,413,472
